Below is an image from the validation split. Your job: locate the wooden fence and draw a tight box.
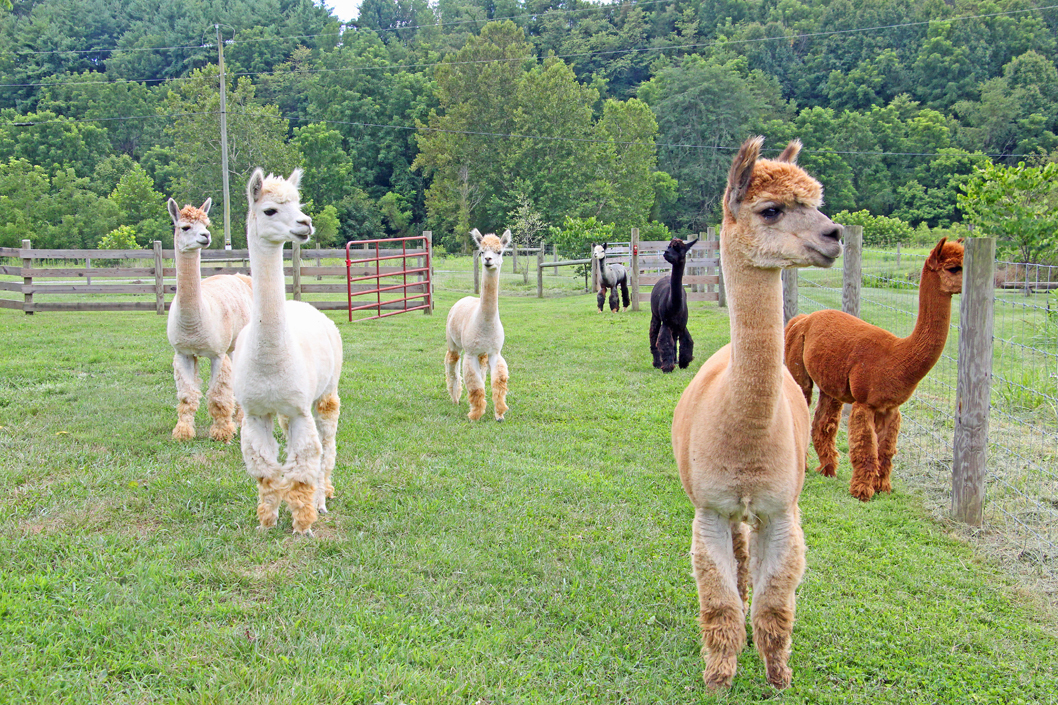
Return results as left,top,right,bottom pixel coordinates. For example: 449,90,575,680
0,238,431,316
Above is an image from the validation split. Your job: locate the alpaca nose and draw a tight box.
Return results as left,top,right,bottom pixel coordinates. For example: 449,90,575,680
822,224,843,242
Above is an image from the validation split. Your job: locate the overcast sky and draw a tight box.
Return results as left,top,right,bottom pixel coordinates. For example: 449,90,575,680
324,0,362,21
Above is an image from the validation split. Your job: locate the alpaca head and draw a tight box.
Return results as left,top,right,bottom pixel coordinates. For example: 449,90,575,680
470,228,512,271
168,198,212,253
663,237,699,266
246,168,314,246
723,136,843,269
926,237,965,296
593,244,608,261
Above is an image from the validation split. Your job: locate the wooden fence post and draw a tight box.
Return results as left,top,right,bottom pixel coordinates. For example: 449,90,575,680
630,228,640,312
473,250,480,294
292,240,302,301
952,237,996,526
895,242,901,268
552,243,558,275
842,224,863,318
423,231,433,314
21,239,32,315
782,269,798,324
153,240,165,315
512,240,518,275
590,245,598,293
537,242,544,298
711,226,725,309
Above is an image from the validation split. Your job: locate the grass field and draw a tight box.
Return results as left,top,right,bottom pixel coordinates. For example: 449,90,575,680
2,289,1058,704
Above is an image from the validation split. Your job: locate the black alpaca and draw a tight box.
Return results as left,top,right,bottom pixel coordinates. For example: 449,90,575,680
593,243,630,313
649,237,698,372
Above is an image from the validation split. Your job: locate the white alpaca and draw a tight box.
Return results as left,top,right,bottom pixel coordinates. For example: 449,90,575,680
166,198,253,443
232,169,343,536
445,228,511,422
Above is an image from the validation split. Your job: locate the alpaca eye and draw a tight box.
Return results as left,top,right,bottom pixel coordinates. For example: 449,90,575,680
759,207,783,221
264,208,277,216
947,266,962,275
181,225,190,231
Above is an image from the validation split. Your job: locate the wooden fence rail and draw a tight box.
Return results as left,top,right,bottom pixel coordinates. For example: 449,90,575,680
0,240,430,315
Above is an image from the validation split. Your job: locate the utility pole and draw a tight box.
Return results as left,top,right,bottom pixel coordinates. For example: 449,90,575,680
216,25,232,250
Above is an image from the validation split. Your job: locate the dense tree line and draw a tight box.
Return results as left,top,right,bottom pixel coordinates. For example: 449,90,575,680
0,0,1055,253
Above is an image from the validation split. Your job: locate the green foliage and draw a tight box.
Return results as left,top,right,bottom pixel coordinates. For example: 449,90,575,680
310,204,341,248
548,215,614,259
958,160,1058,263
833,210,915,248
97,224,140,251
109,163,168,246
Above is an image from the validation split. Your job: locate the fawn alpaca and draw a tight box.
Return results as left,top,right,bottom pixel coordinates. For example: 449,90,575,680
672,137,842,689
166,197,253,443
445,229,511,422
784,238,964,501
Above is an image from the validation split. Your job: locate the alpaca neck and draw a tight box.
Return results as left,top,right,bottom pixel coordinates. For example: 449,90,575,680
668,258,687,309
247,216,288,340
721,236,786,428
173,248,204,329
898,266,954,382
479,266,500,318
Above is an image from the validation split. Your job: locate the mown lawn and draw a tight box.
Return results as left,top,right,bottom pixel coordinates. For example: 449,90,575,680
1,290,1056,704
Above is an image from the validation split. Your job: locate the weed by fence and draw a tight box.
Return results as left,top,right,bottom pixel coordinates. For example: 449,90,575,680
792,235,1058,586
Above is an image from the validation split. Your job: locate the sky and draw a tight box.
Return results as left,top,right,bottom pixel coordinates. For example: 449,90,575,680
323,0,363,21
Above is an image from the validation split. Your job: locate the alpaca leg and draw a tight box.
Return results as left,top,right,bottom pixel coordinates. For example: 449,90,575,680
678,327,695,369
172,353,201,440
282,412,323,536
597,287,607,313
732,521,750,613
619,279,630,311
749,510,806,689
205,355,238,443
609,285,620,313
241,414,282,528
463,354,487,422
874,408,901,494
649,315,662,368
490,354,509,421
657,324,677,373
811,393,843,477
444,349,462,403
848,402,880,502
691,509,746,689
315,392,341,509
783,316,814,406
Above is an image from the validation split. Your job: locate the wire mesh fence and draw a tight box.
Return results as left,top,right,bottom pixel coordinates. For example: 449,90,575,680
796,245,1058,586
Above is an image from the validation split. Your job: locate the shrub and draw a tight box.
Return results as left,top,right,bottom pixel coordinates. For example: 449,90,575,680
98,225,140,251
833,210,914,247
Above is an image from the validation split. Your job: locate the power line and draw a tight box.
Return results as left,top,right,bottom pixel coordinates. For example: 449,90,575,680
0,75,201,89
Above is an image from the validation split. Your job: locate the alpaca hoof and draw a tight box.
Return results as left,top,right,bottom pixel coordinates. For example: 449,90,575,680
325,484,335,499
766,663,792,689
172,423,195,441
875,479,892,494
495,414,505,422
816,464,837,478
702,670,735,690
661,366,675,374
293,528,315,538
850,485,875,502
209,424,235,444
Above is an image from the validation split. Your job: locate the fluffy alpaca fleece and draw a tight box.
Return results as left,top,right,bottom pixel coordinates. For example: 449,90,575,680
784,238,964,501
166,198,254,443
445,229,511,421
232,169,343,536
671,137,842,690
593,243,630,312
649,237,698,373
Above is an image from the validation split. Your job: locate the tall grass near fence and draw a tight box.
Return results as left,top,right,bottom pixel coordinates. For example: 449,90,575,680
797,247,1058,594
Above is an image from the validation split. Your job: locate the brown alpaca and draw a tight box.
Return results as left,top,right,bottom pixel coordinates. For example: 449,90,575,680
672,137,842,690
784,238,964,501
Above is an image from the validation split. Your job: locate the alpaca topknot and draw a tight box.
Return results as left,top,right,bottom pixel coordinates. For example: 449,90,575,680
179,205,211,226
260,172,301,204
743,159,823,210
479,234,504,252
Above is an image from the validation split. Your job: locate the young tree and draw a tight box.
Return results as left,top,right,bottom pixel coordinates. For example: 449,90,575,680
958,161,1058,263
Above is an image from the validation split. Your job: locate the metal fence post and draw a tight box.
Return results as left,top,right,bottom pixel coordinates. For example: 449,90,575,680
21,239,32,315
153,240,165,314
630,228,640,312
842,224,863,318
952,237,996,526
423,231,433,314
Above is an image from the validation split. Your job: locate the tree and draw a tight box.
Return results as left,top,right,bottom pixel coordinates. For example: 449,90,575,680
0,109,111,177
832,210,914,248
591,98,663,235
958,161,1058,263
109,162,168,246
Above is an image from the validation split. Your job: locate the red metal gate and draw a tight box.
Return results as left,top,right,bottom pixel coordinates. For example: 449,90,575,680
345,235,432,321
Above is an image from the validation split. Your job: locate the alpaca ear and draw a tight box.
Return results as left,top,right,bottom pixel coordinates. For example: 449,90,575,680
926,237,948,270
499,229,512,249
201,198,212,215
167,198,181,224
469,228,483,247
725,136,764,217
685,237,700,251
288,168,303,190
776,139,802,164
247,169,265,203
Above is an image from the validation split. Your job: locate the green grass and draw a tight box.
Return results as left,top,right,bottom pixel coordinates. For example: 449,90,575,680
1,291,1057,704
